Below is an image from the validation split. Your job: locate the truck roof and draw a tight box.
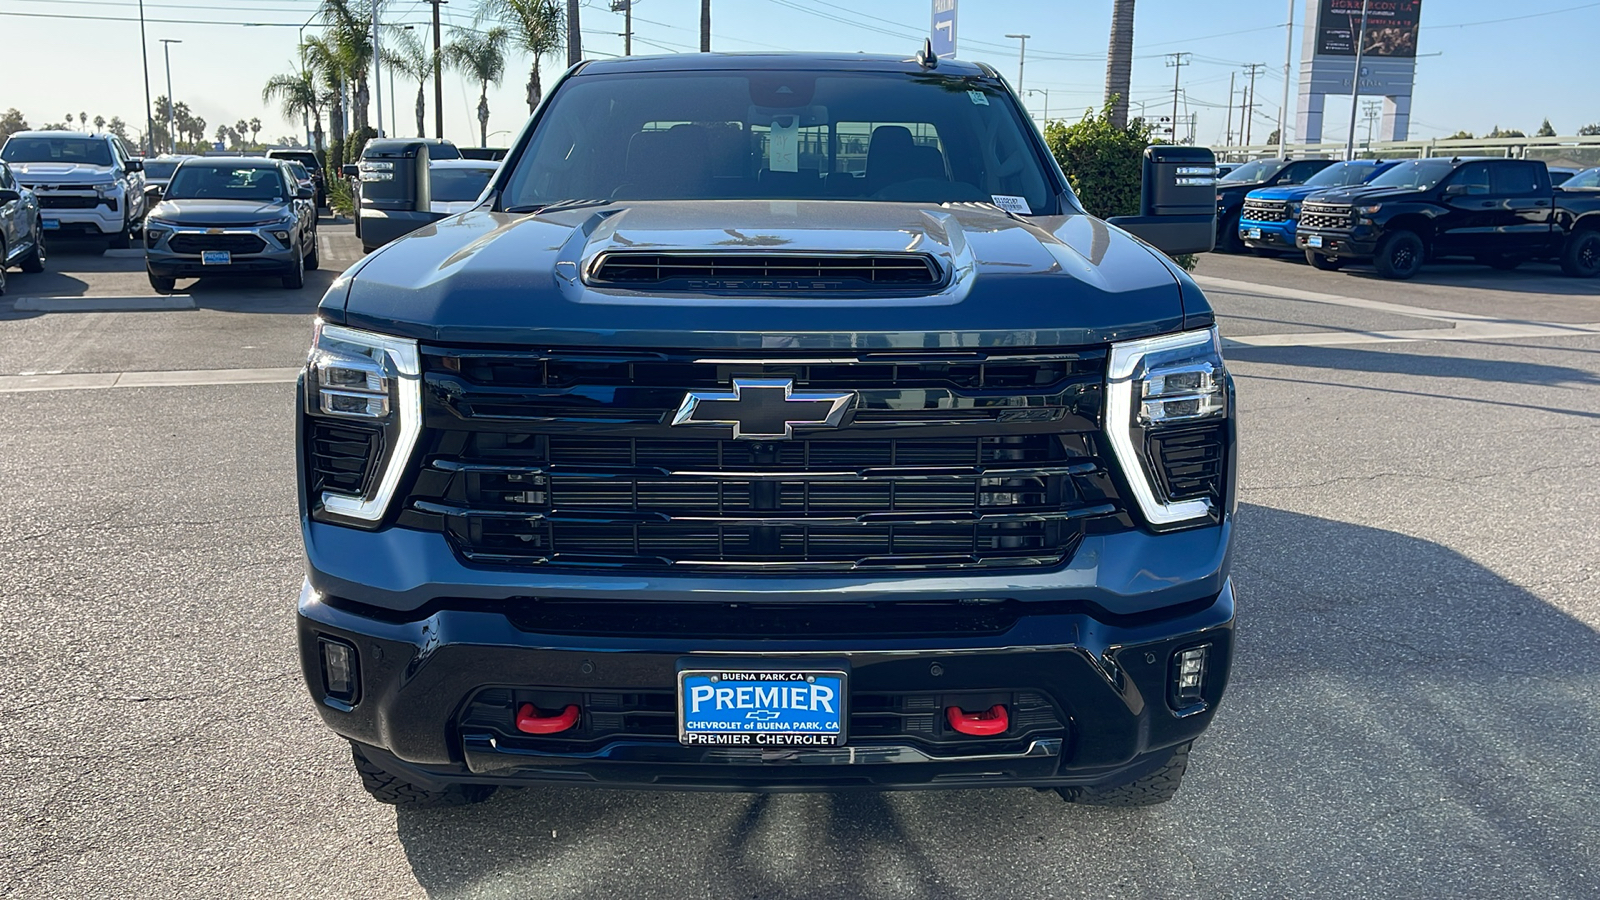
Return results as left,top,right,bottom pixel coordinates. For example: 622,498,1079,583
576,51,994,79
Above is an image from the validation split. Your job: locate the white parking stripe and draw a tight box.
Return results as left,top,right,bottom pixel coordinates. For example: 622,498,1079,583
0,367,298,394
12,295,195,312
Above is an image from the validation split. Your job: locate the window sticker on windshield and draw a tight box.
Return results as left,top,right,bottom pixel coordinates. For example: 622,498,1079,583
968,90,989,106
769,116,800,173
991,195,1031,215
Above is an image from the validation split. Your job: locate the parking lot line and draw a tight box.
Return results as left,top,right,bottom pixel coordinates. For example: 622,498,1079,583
11,295,197,312
0,367,298,393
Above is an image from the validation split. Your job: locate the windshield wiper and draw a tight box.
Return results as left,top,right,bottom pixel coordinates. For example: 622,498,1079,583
505,198,614,215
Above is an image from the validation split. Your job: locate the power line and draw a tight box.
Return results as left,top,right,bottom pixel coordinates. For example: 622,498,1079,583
0,9,302,26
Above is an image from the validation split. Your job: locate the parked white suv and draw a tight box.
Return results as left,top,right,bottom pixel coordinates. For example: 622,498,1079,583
0,131,147,248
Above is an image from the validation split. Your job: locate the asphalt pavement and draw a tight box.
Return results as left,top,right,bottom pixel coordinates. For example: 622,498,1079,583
2,227,1599,898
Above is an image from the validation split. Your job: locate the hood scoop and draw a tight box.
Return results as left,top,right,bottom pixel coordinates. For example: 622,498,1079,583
586,251,944,294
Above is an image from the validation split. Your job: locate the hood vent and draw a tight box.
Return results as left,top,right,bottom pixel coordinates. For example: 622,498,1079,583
587,252,942,293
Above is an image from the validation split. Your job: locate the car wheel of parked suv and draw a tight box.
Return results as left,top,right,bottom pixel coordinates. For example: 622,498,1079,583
1305,251,1343,271
1059,741,1191,807
0,242,8,296
19,220,46,273
1220,212,1244,253
1561,230,1600,278
282,239,306,290
350,743,497,808
147,271,176,294
1373,230,1424,280
305,232,320,271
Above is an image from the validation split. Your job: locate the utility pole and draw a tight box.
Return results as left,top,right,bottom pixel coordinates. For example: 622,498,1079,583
1225,71,1236,146
372,0,385,137
1363,99,1381,146
160,39,180,153
611,1,632,56
1005,33,1031,94
139,0,155,155
429,0,446,138
1242,62,1265,147
1166,52,1190,145
567,0,582,65
1279,0,1294,156
1345,0,1371,161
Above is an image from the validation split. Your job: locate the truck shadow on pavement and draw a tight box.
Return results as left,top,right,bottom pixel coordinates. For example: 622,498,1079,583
389,504,1600,899
1228,343,1600,388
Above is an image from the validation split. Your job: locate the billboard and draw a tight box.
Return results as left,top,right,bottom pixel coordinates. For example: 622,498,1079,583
1316,0,1422,58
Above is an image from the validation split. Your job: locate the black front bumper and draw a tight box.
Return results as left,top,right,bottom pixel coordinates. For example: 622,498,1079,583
1296,228,1377,259
296,578,1234,792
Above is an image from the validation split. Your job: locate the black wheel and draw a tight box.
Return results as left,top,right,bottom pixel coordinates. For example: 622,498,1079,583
282,240,306,289
1373,230,1424,280
147,270,176,294
1477,253,1524,271
19,220,46,273
107,214,132,250
0,240,8,296
305,229,320,271
1560,230,1600,278
1059,742,1191,807
1305,251,1344,271
351,744,496,808
1220,212,1245,253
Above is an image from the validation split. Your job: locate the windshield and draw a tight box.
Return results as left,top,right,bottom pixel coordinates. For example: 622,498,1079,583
1,137,113,167
164,165,286,202
432,166,496,202
1304,162,1387,188
287,162,311,181
143,160,181,179
272,152,319,170
1563,169,1600,190
1219,159,1281,184
1367,159,1456,191
500,70,1058,213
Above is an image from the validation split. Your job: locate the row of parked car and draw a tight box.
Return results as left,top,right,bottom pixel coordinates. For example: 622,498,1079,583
1215,156,1600,279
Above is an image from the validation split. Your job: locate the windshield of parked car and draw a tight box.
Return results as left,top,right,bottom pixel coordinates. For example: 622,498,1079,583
1366,159,1457,191
1,137,114,167
287,162,311,182
432,166,496,202
500,70,1060,214
163,165,286,202
1563,168,1600,190
1219,159,1281,184
1303,162,1387,188
143,159,182,179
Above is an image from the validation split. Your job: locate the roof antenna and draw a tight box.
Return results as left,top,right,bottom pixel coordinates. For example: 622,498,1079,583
916,37,938,70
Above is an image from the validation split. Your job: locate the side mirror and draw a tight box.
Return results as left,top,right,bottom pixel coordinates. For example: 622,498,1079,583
0,188,20,205
342,164,358,178
1442,183,1468,198
298,186,315,199
127,159,144,173
1106,145,1218,255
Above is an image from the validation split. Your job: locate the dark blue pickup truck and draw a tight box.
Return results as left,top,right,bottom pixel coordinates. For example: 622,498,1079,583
295,51,1236,809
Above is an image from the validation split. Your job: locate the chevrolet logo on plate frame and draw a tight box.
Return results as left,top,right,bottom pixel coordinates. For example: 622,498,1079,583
671,378,855,440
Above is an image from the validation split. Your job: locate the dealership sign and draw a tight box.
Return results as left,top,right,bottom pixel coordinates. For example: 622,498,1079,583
1295,0,1423,143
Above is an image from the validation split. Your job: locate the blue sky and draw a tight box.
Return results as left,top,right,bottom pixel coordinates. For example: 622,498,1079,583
1,0,1595,149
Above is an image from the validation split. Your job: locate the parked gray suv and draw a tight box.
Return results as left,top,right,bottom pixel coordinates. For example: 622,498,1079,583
144,157,318,293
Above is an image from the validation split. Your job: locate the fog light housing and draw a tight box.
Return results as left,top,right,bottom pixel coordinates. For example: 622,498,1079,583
319,637,360,707
1171,644,1209,708
272,230,292,241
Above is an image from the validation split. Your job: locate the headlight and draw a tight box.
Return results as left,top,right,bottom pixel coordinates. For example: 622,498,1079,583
145,217,173,231
95,183,118,198
1287,202,1302,216
1105,328,1232,528
304,321,422,524
1357,204,1382,215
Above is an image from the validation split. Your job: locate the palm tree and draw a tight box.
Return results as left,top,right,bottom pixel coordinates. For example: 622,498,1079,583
302,35,351,153
264,70,327,158
250,117,262,145
1103,0,1136,128
565,0,581,65
475,0,564,113
93,115,106,133
382,26,436,137
320,0,377,135
65,113,75,129
700,0,710,52
445,25,509,147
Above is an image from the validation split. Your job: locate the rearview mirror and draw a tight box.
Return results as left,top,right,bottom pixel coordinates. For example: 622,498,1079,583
127,159,144,173
342,164,358,178
1443,183,1468,198
298,186,315,199
1106,145,1218,255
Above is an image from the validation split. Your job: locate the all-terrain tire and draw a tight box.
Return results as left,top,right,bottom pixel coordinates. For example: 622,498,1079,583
1220,212,1245,253
282,239,306,289
20,221,47,273
351,744,497,808
1305,251,1343,271
305,229,320,271
147,270,176,294
1560,230,1600,278
1059,742,1191,807
1373,229,1424,280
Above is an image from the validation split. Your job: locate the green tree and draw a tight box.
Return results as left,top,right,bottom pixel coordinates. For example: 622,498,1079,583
382,26,436,137
446,25,510,147
1580,123,1600,136
319,0,377,135
476,0,564,113
302,35,352,159
93,115,106,133
1043,101,1152,219
106,116,129,142
264,69,328,160
250,117,262,146
1443,130,1474,140
1536,118,1556,137
1486,124,1525,139
0,109,28,144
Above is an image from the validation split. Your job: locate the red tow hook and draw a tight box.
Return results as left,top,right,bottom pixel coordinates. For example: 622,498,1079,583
516,703,581,735
946,704,1009,736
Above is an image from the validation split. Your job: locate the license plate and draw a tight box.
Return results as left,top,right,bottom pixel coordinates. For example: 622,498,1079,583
678,668,847,748
1247,228,1262,240
201,250,231,265
1307,234,1323,248
43,218,60,230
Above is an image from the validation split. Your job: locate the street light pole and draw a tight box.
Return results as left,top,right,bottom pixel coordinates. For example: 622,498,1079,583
299,10,318,150
373,0,385,138
1344,0,1371,161
160,39,181,153
138,0,155,155
1026,89,1049,124
1278,0,1294,156
1166,52,1191,145
1005,33,1030,94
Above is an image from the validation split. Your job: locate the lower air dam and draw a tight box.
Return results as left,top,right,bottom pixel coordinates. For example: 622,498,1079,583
683,733,841,746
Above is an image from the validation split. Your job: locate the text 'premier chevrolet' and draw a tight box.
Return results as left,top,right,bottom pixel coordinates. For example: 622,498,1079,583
295,52,1237,808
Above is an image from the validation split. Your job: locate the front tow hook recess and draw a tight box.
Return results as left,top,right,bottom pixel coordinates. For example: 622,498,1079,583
516,703,581,735
946,704,1009,736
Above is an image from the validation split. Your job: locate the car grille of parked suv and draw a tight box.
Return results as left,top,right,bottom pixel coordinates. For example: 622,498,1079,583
168,233,268,254
1298,202,1352,230
1241,199,1289,223
388,348,1133,573
37,195,102,210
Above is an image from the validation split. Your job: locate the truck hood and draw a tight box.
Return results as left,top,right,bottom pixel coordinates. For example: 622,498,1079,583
149,199,294,225
1247,184,1329,202
1305,185,1417,205
9,161,116,184
334,200,1193,350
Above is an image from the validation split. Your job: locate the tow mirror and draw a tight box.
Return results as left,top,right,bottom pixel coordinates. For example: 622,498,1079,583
1443,184,1468,198
342,164,359,178
0,189,20,205
1106,145,1218,255
127,159,144,173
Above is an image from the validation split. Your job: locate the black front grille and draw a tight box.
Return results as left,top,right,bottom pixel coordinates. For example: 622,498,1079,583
399,347,1126,573
1241,200,1288,223
1148,423,1227,503
37,195,100,210
588,252,942,292
1299,203,1351,230
502,599,1022,638
307,421,383,496
168,232,267,254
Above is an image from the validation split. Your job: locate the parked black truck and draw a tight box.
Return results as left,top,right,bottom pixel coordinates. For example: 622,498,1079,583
1296,157,1600,278
296,51,1236,809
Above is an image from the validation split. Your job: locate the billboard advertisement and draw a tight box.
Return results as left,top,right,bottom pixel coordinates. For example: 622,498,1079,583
1316,0,1422,58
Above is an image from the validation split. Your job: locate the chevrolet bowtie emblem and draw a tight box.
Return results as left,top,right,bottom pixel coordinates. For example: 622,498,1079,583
671,378,855,440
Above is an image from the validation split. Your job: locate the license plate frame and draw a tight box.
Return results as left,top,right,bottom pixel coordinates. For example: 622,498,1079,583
677,667,848,749
1307,234,1324,248
201,250,231,265
42,218,60,231
1247,227,1262,240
